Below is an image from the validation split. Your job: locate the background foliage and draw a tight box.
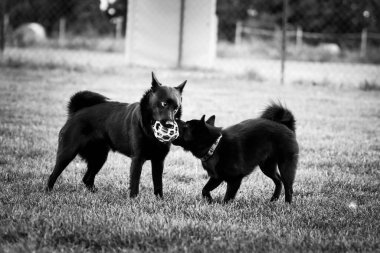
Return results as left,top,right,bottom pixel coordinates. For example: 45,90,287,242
5,0,113,36
218,0,380,41
5,0,380,39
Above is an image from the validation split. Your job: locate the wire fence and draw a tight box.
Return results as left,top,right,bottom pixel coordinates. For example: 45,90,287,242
0,0,379,87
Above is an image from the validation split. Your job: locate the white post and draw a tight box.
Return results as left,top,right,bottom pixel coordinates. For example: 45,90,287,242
125,0,133,63
235,21,242,45
0,1,5,55
115,17,123,39
360,28,367,58
177,0,185,67
296,26,303,52
4,13,8,30
281,0,288,85
59,17,66,46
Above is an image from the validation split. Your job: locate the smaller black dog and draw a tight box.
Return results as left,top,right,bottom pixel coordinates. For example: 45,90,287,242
173,103,299,203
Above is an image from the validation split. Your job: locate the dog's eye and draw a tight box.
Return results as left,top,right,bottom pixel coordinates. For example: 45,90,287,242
160,102,167,107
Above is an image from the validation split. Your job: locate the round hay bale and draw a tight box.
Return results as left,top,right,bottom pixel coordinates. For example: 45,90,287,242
318,43,341,55
13,23,47,47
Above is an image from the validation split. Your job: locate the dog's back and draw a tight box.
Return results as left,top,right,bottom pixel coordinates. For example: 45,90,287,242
61,91,139,157
67,91,109,117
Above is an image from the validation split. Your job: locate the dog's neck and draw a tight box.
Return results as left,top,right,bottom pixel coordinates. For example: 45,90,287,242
200,134,222,162
191,127,223,160
139,89,156,137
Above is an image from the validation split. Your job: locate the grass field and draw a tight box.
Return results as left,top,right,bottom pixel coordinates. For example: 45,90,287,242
0,61,380,252
3,47,380,87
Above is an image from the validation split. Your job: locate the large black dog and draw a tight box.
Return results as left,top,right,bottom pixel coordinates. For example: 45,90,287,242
173,103,299,203
46,73,186,197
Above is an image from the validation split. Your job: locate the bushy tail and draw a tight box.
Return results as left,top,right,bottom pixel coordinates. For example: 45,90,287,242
68,91,108,116
260,102,296,132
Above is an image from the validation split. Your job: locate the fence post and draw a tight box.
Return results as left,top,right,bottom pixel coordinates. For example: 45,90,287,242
0,0,5,56
280,0,288,85
177,0,185,68
296,26,303,52
360,28,367,58
235,21,242,45
59,17,66,46
115,17,123,39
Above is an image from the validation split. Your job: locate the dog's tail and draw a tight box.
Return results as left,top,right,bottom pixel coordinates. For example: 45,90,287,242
67,91,108,117
260,102,296,133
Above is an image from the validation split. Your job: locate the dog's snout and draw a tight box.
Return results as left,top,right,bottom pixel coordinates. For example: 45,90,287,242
169,111,175,121
159,111,175,122
161,120,174,128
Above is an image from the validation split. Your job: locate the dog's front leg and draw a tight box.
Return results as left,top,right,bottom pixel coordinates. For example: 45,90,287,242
223,178,243,203
202,177,223,203
129,157,146,198
151,158,164,198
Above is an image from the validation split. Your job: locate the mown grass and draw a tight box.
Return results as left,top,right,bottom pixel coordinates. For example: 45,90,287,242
2,46,379,87
218,38,380,64
0,63,380,252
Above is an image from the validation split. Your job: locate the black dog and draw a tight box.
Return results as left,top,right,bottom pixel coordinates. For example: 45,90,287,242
173,103,299,203
46,73,186,197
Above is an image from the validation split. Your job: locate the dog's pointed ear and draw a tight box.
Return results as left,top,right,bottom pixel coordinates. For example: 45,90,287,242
151,72,161,91
200,115,206,123
206,115,216,126
175,80,187,93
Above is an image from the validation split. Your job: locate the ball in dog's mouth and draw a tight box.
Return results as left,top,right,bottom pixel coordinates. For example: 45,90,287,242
152,121,179,143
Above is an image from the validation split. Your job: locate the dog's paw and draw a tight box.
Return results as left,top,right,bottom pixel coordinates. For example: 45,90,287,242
85,185,98,193
270,196,279,202
129,192,138,198
202,194,213,204
45,186,53,193
154,191,163,199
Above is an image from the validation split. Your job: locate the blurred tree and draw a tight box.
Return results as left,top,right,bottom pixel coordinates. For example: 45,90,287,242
99,0,127,36
217,0,251,41
100,0,126,19
289,0,380,33
5,0,115,36
6,0,72,33
65,0,114,36
217,0,380,41
6,0,35,29
5,0,380,39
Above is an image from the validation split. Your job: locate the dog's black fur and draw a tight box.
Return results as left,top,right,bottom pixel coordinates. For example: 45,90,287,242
173,103,299,203
46,73,186,197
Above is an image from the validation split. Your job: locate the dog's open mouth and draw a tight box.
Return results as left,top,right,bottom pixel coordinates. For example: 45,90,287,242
152,121,179,143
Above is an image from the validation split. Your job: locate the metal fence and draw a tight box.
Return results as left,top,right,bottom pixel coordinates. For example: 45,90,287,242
0,0,379,86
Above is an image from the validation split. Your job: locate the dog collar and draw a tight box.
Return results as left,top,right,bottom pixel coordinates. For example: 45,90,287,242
200,135,222,162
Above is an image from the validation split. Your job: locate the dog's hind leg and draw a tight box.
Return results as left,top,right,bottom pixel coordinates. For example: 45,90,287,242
223,177,243,203
259,159,283,202
278,155,298,203
46,144,78,192
202,177,223,203
81,145,109,192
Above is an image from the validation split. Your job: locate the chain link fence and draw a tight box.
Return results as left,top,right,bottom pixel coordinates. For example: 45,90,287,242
1,0,379,87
